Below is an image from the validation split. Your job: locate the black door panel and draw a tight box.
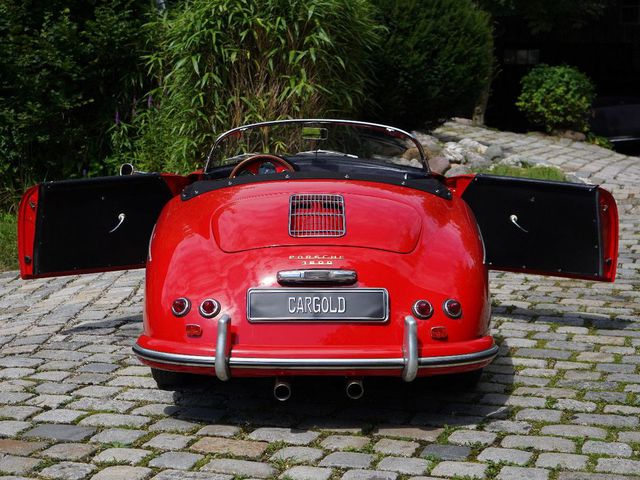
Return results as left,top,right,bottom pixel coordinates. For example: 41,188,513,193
33,175,173,275
461,175,605,279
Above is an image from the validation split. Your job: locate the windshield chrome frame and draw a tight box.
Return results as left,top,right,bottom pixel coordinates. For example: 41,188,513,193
204,119,429,173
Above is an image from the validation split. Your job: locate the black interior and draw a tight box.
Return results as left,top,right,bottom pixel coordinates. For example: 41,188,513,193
33,175,173,275
186,154,449,201
462,174,603,278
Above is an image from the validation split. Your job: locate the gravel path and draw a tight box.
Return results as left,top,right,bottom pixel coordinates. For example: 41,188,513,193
0,121,638,480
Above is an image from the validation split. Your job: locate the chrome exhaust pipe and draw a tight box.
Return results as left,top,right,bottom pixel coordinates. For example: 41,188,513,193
345,378,364,400
273,378,292,401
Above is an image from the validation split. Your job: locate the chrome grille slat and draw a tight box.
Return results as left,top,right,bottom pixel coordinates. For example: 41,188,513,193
289,194,345,237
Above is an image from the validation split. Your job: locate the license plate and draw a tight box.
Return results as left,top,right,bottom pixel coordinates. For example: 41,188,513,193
247,288,388,322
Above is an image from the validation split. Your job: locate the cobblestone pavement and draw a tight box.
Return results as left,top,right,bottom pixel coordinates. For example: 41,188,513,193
0,121,639,480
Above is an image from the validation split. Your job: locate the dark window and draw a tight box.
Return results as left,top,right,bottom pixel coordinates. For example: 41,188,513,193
504,49,541,65
621,0,640,25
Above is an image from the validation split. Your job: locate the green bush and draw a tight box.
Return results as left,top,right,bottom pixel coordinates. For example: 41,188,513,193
516,64,595,133
0,213,17,272
0,1,150,211
113,0,381,173
366,0,494,130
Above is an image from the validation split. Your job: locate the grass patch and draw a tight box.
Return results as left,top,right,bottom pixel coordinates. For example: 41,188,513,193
0,212,17,271
478,164,567,182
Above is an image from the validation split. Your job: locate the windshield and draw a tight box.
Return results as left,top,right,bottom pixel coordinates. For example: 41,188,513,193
205,119,427,173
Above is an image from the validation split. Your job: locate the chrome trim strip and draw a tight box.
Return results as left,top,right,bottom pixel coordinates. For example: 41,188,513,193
215,314,231,381
133,343,499,373
402,316,418,382
277,269,357,286
132,344,216,368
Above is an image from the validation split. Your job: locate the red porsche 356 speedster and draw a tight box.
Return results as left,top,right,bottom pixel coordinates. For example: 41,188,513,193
17,119,618,400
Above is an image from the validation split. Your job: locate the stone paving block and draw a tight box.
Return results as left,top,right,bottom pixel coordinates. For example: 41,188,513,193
190,437,268,458
0,455,40,474
535,453,588,470
321,435,369,451
501,435,575,452
447,430,496,446
373,438,419,456
319,452,374,469
515,408,563,422
90,466,151,480
0,406,41,420
93,448,150,465
80,414,149,428
270,447,324,463
33,409,85,424
89,429,146,445
142,433,193,450
0,439,47,455
497,466,549,480
151,470,232,480
429,461,486,479
376,457,429,475
23,424,96,442
281,466,333,480
477,447,532,465
40,443,97,460
201,458,276,479
373,426,442,442
484,420,532,434
595,458,640,475
419,444,471,461
40,462,97,480
248,427,319,445
582,440,633,457
195,425,240,438
341,470,397,480
571,413,638,428
147,418,197,432
0,421,31,437
540,425,607,439
147,452,203,470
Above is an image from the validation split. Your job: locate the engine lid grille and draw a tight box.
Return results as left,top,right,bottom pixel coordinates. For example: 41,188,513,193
289,194,346,237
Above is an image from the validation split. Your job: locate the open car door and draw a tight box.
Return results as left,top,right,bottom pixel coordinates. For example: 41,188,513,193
18,174,188,279
450,174,618,282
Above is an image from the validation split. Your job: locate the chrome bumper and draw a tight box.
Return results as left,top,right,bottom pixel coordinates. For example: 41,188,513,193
133,314,499,382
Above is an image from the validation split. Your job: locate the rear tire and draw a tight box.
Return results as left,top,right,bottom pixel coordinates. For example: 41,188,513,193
151,368,207,390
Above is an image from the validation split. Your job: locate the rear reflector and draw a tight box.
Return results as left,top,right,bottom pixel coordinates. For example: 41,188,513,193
185,324,202,337
431,326,448,340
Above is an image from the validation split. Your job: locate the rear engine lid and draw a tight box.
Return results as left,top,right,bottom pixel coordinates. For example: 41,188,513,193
213,192,422,253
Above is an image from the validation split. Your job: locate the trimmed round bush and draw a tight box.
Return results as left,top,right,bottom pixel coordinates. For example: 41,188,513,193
366,0,494,130
516,64,595,133
116,0,381,173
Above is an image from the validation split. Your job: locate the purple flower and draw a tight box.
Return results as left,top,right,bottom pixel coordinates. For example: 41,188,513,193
115,110,120,125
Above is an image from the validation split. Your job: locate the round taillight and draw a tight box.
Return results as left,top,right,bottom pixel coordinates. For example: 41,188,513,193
412,300,434,319
443,299,462,319
199,299,220,318
171,297,190,317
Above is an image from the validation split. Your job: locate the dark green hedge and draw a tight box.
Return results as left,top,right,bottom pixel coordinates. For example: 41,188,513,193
367,0,494,130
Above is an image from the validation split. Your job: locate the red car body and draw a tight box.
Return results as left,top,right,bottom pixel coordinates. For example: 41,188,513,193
17,119,619,396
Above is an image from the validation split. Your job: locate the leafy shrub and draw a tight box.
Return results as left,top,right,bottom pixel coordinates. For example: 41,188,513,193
516,64,595,133
483,164,567,182
366,0,494,130
0,1,151,209
0,213,17,271
113,0,381,173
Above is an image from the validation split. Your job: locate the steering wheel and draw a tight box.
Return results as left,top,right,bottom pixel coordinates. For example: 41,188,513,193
229,154,295,178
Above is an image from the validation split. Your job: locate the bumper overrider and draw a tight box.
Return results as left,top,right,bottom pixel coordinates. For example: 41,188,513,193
133,315,499,382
